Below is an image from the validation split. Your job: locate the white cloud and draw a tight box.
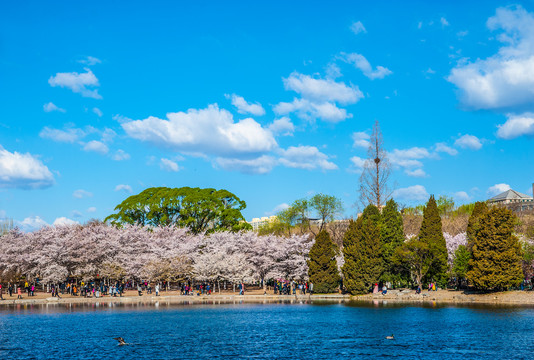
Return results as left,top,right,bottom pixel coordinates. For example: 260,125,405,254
93,107,103,117
274,98,351,123
112,149,131,161
454,191,471,202
349,156,366,173
215,155,277,174
275,72,362,123
350,21,367,35
393,185,429,202
71,210,83,218
440,17,449,26
497,113,534,139
73,189,93,199
448,6,534,110
115,184,133,193
0,146,54,189
83,140,109,154
226,94,265,116
160,158,180,172
268,117,294,136
48,68,101,99
78,56,101,66
326,63,342,79
282,72,363,104
278,146,337,171
405,169,427,177
389,147,433,169
53,217,79,227
352,131,370,148
122,104,277,157
87,207,97,213
340,53,393,80
39,126,85,143
454,134,482,150
488,183,511,196
434,142,458,156
457,30,469,37
16,216,48,232
43,102,65,113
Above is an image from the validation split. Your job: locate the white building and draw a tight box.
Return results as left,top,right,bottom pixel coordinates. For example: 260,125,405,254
487,184,534,212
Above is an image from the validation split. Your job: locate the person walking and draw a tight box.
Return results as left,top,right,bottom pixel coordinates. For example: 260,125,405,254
0,284,3,300
17,287,22,299
155,284,160,297
137,285,142,296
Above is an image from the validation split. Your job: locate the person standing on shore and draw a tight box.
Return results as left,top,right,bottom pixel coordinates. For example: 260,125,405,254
17,287,22,299
0,284,3,300
8,283,13,297
155,284,159,296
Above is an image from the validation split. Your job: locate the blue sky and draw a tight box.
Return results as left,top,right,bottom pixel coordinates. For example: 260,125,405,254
1,1,533,231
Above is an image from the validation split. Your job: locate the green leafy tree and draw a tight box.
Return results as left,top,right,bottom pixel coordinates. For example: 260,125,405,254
436,195,455,216
310,193,344,232
467,208,523,291
466,201,489,250
380,199,406,284
419,195,448,287
393,238,431,287
452,245,471,287
521,241,534,280
292,198,311,234
105,187,251,234
342,205,382,294
276,206,299,235
308,230,340,293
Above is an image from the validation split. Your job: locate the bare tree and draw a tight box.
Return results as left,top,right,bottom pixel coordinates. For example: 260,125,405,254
359,120,392,208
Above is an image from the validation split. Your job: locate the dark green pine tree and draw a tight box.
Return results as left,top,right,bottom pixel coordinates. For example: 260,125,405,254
342,205,382,294
467,208,523,291
380,199,406,284
307,230,340,293
466,201,488,250
419,195,448,287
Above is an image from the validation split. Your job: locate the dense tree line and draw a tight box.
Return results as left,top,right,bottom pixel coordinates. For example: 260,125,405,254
0,224,311,288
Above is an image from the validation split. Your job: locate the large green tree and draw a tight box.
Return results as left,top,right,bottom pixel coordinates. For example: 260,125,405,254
418,195,448,286
310,193,344,233
105,187,251,234
467,208,523,291
466,201,488,250
308,230,340,293
452,245,471,287
380,199,406,284
342,205,382,294
393,238,431,287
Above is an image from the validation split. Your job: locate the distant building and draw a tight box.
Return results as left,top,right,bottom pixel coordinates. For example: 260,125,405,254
487,184,534,212
248,216,278,231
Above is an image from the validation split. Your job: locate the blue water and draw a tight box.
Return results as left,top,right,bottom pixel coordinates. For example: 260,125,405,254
0,300,533,359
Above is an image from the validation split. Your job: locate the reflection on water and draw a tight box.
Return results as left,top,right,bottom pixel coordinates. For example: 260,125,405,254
0,300,533,359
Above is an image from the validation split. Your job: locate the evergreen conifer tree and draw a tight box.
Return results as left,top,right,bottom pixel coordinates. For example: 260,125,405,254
342,205,382,294
380,199,405,284
467,208,523,291
466,201,488,250
418,195,448,287
307,230,340,293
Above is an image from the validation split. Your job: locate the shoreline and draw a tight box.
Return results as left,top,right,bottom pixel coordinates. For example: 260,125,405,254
1,289,534,307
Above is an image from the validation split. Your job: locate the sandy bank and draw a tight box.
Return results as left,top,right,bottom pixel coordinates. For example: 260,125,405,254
2,289,533,308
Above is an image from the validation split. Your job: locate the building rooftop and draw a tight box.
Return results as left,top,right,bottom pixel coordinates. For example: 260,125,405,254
488,189,533,202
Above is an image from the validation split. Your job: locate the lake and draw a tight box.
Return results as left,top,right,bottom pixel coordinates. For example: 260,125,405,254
0,300,532,359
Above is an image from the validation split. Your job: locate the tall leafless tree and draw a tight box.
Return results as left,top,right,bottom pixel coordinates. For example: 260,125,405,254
359,120,392,208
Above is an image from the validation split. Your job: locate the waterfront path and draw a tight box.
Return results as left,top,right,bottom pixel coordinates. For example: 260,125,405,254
2,289,534,307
